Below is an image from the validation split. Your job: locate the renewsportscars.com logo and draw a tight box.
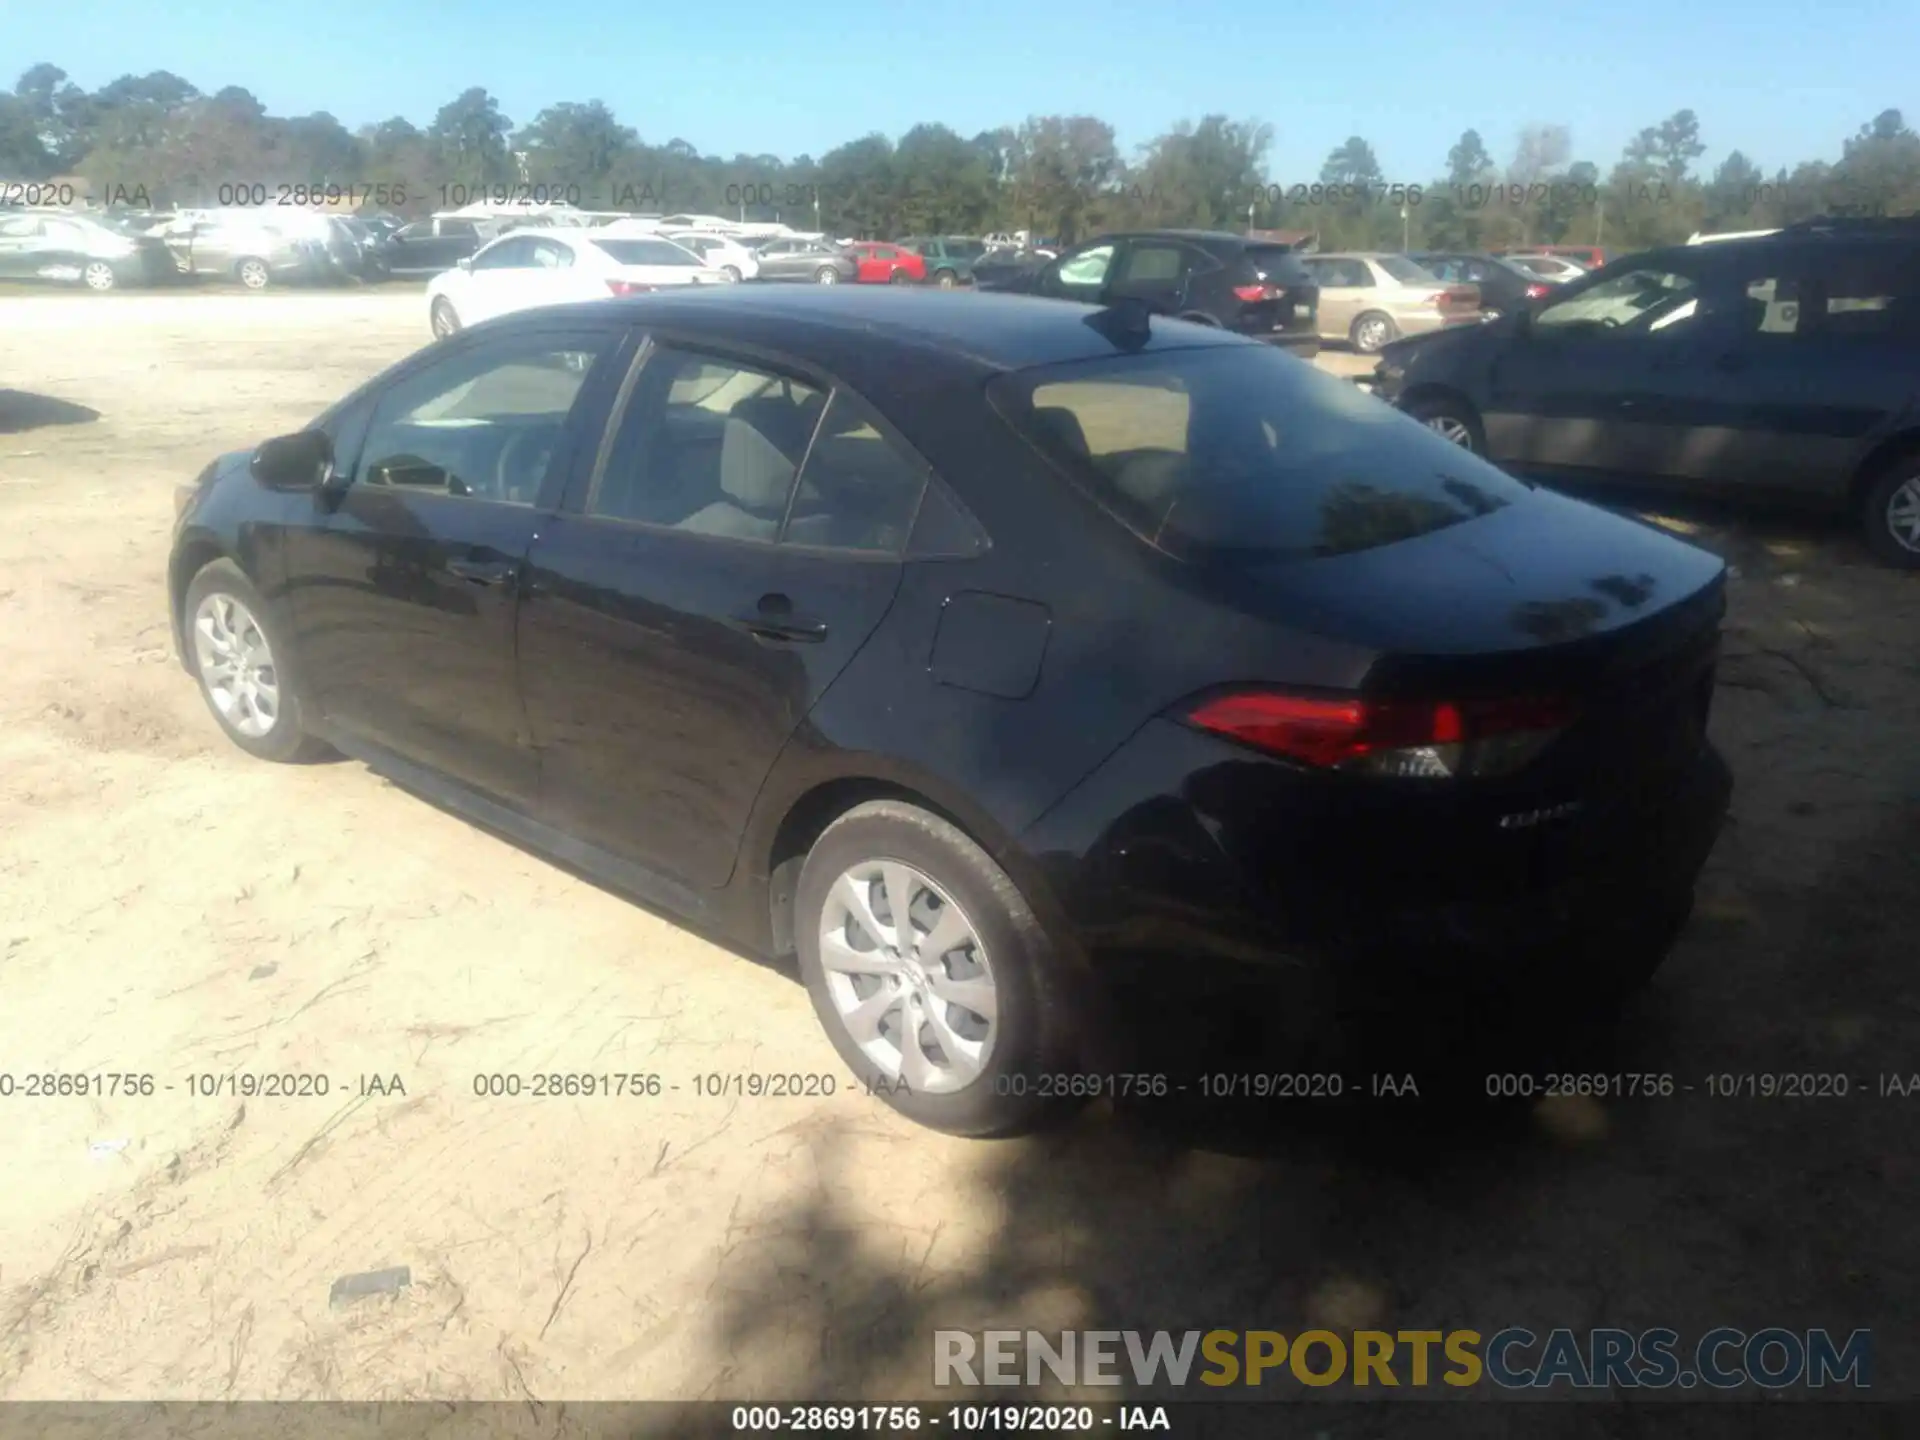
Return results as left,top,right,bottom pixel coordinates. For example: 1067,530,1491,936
933,1328,1872,1391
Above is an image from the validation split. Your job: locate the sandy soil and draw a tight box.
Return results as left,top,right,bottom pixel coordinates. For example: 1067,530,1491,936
1,291,1916,1411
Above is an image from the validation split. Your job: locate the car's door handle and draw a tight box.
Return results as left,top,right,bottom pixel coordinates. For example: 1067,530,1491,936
730,595,828,643
447,556,518,587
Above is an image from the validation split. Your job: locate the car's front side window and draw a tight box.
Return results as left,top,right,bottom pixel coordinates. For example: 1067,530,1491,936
1057,243,1115,286
1535,266,1702,334
354,336,609,506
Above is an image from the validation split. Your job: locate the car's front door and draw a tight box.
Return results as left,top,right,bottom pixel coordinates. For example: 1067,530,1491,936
459,235,546,323
757,240,799,280
1483,259,1715,481
284,323,629,806
384,220,436,275
518,339,925,889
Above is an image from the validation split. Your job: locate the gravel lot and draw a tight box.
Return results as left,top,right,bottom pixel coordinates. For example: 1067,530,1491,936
1,290,1916,1415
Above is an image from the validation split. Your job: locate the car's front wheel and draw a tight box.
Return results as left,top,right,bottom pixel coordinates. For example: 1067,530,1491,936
82,261,118,292
236,258,271,290
1405,394,1485,454
183,560,328,762
721,264,742,281
430,297,462,339
814,265,840,285
934,269,958,289
795,800,1086,1136
1861,461,1920,569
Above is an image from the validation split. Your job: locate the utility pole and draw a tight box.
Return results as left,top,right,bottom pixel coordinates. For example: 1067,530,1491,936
1401,203,1410,252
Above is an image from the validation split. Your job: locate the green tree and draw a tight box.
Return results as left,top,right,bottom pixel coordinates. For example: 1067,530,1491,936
428,87,514,189
1829,109,1920,216
1131,115,1270,231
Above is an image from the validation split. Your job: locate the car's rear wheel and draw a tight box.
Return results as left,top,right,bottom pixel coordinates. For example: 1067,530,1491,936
889,268,913,285
236,258,271,290
721,264,742,281
82,261,118,292
934,269,958,289
1861,462,1920,569
795,800,1086,1137
1405,394,1485,454
814,265,840,285
183,560,328,763
430,297,461,339
1350,311,1398,353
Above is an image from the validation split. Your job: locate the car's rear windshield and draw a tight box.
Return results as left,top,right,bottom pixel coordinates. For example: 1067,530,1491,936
592,239,700,266
987,343,1531,563
1244,244,1310,283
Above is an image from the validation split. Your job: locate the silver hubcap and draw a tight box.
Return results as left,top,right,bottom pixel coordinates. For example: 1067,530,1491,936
84,263,114,290
241,263,267,288
432,303,456,336
1356,318,1389,351
818,860,997,1094
192,593,280,739
818,269,838,285
1426,416,1473,448
1888,477,1920,553
939,273,955,288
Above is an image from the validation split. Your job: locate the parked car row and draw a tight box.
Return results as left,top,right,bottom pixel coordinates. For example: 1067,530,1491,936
1371,216,1920,567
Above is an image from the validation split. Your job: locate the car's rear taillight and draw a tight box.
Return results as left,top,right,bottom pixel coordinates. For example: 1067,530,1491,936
1183,690,1578,779
1233,283,1272,303
1525,283,1550,300
606,279,653,296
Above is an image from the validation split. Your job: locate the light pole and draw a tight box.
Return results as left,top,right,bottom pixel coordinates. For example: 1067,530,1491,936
1401,203,1410,251
1247,200,1255,236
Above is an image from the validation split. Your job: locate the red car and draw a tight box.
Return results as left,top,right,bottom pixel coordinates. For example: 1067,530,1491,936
848,242,927,284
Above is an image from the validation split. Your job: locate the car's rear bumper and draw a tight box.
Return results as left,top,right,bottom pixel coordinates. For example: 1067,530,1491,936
1015,717,1732,1010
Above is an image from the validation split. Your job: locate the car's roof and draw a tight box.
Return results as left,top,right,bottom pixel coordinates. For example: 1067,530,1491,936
1093,228,1255,246
1305,250,1389,259
495,287,1253,378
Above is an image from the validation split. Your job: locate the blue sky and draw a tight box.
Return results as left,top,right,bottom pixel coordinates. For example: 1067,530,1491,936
4,0,1914,180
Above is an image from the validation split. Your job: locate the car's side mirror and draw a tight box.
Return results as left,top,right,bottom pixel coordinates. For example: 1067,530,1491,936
250,429,333,492
457,256,472,272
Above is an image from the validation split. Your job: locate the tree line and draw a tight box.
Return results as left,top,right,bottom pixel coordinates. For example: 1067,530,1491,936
3,63,1918,251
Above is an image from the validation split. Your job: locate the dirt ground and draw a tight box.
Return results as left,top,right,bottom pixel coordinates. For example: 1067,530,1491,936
1,290,1916,1414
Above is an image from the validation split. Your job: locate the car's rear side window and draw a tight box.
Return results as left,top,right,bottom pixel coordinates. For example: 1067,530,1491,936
1245,245,1310,285
988,344,1530,563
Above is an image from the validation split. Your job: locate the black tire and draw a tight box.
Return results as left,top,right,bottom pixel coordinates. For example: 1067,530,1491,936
814,265,840,285
721,264,742,281
1859,460,1920,569
795,800,1087,1137
182,559,329,763
934,268,958,290
430,297,461,339
889,268,912,285
235,258,271,290
1350,310,1398,353
1404,394,1486,454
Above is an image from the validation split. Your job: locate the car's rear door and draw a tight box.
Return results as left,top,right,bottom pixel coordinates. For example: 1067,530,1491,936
1648,242,1920,499
284,321,631,808
459,235,542,323
517,337,925,890
1104,237,1207,318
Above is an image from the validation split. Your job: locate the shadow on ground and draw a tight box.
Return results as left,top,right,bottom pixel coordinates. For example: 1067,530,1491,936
694,779,1919,1435
0,390,100,434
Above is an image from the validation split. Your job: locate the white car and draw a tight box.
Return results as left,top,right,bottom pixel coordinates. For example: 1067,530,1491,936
425,228,734,337
1504,253,1589,284
662,230,762,280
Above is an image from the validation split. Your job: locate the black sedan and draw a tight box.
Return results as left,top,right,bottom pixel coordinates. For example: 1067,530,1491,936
975,230,1322,355
1409,251,1555,318
169,287,1732,1136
